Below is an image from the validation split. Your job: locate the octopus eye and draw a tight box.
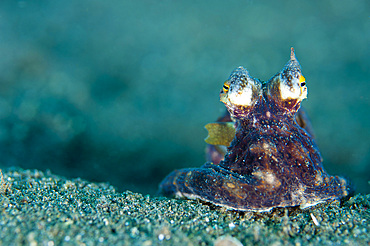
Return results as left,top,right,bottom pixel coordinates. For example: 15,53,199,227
223,82,230,93
220,66,262,110
299,75,306,87
275,73,307,101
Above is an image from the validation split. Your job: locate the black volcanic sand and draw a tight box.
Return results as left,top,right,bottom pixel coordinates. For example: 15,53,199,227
0,168,369,245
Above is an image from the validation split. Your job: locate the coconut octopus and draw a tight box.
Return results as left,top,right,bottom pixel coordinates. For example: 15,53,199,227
159,48,350,212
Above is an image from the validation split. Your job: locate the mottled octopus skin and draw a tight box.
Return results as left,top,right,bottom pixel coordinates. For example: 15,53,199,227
159,49,349,212
205,107,314,166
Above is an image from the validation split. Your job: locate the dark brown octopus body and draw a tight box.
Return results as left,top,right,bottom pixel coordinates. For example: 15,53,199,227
159,48,349,212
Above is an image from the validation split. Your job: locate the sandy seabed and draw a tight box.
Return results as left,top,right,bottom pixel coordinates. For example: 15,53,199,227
0,168,369,246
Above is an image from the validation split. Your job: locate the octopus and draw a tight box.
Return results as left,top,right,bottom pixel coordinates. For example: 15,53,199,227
159,48,350,212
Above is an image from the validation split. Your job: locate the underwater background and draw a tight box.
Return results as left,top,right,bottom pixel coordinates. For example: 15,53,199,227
0,0,368,195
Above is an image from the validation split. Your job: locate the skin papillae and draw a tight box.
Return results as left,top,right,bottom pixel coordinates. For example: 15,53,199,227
159,48,350,212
